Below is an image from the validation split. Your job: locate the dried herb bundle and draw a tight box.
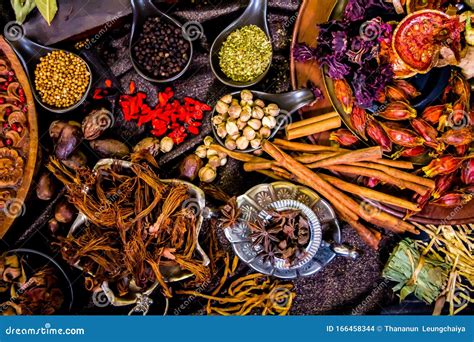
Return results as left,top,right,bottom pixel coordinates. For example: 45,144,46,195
249,210,310,267
177,254,295,315
48,157,209,298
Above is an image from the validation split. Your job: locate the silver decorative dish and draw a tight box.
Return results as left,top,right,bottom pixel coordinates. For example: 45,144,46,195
69,159,210,314
225,182,358,279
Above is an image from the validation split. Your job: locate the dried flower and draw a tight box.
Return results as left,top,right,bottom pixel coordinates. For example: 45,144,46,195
461,159,474,185
422,156,466,178
432,174,456,199
410,118,443,150
350,106,367,139
431,193,473,207
380,123,424,148
378,101,417,121
334,79,353,113
422,104,450,125
391,146,426,159
366,118,392,152
440,127,474,146
329,128,358,146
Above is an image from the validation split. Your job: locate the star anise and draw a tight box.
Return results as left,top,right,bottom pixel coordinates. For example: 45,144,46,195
260,244,283,265
219,197,241,229
248,220,280,251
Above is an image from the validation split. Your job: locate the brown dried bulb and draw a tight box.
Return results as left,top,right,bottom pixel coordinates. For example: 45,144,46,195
240,106,252,122
199,165,217,183
254,99,265,108
228,105,242,119
225,137,237,150
250,138,262,149
212,114,225,126
220,94,233,104
236,136,250,150
260,126,271,139
215,100,229,114
237,119,247,130
240,90,253,102
195,145,208,158
243,126,256,140
204,136,214,147
216,123,227,139
252,106,265,120
262,115,277,129
247,119,262,131
264,103,280,117
226,120,239,136
208,155,221,168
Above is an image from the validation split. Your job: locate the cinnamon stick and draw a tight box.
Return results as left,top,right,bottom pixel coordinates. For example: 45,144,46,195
373,159,414,170
286,111,338,130
306,146,383,169
273,139,345,153
256,169,285,181
320,174,421,212
295,152,341,164
286,116,341,140
326,164,430,195
351,162,435,190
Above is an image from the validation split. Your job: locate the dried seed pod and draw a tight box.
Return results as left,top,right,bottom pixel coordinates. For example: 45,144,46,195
378,101,417,121
259,127,271,139
252,106,265,120
82,108,114,140
422,156,466,178
264,103,280,117
410,118,442,150
385,84,409,102
212,114,225,126
422,104,450,125
226,120,239,136
250,138,262,149
461,159,474,185
216,123,227,139
447,99,470,129
254,99,265,108
431,193,473,207
247,119,262,131
179,154,203,181
432,173,456,199
451,72,470,104
228,105,242,119
243,126,256,141
36,172,55,201
392,80,420,99
350,106,367,139
90,139,130,158
54,123,84,160
329,129,358,146
380,123,424,148
133,137,161,157
334,79,353,113
215,100,229,114
240,106,252,122
440,127,474,146
240,90,253,102
236,136,250,150
199,165,217,183
62,150,88,170
366,118,392,152
220,94,232,104
262,115,276,129
55,200,77,224
225,137,237,150
391,146,426,159
195,145,208,158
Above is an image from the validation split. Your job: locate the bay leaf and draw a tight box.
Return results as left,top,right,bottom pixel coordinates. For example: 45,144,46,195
34,0,58,25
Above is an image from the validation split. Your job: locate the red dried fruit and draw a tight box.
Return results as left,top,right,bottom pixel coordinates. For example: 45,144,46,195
350,106,367,139
440,127,474,146
366,118,392,152
432,173,456,199
329,129,358,146
422,155,467,177
334,79,354,114
380,123,424,148
431,193,473,207
378,101,417,121
461,159,474,185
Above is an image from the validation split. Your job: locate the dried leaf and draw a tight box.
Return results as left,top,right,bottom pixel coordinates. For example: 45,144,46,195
34,0,58,26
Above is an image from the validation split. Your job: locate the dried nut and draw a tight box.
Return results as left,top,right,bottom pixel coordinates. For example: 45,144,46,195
228,105,242,119
236,136,250,150
247,119,262,131
90,139,130,158
254,99,265,108
220,94,233,104
260,126,272,139
237,119,247,130
207,148,218,158
262,115,277,129
160,137,174,153
55,123,84,160
264,103,280,117
240,106,252,122
212,115,225,126
62,151,88,170
225,137,237,150
208,155,221,168
195,145,208,158
251,138,262,149
226,120,239,136
243,126,256,140
204,136,214,147
216,123,227,139
252,106,264,120
82,108,114,140
36,172,55,201
133,137,161,157
48,218,60,234
199,165,217,183
179,154,203,181
240,90,253,102
215,100,229,114
54,200,76,224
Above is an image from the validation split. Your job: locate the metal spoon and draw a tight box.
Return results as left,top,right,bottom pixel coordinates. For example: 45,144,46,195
211,88,315,153
6,36,92,114
209,0,272,88
129,0,193,83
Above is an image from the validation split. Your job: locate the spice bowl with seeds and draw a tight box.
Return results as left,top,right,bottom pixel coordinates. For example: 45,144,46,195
129,0,193,83
211,88,317,153
209,0,273,87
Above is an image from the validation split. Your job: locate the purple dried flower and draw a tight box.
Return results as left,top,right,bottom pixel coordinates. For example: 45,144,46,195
292,43,317,62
